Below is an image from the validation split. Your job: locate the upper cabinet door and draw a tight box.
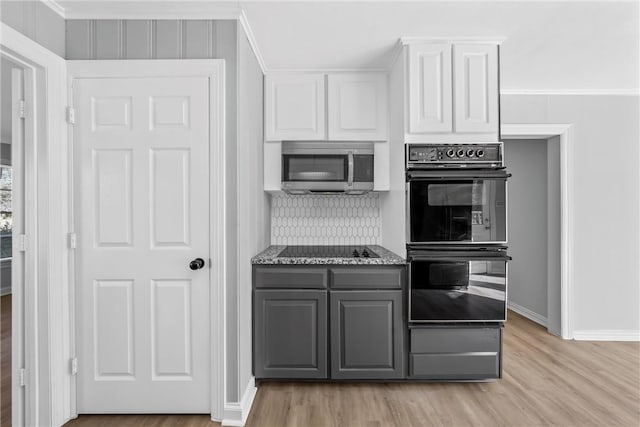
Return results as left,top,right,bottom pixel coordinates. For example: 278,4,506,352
453,44,499,134
408,43,453,133
327,73,388,141
265,74,326,141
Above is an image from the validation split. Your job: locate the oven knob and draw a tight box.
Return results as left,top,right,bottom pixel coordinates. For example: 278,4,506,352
466,149,475,157
457,149,466,157
446,149,455,158
476,149,485,158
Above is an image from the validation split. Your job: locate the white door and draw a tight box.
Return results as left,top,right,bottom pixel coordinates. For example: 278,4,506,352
75,76,210,413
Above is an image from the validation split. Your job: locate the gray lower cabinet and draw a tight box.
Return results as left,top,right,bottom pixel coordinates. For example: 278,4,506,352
330,291,403,379
254,290,328,379
253,264,406,380
409,326,502,380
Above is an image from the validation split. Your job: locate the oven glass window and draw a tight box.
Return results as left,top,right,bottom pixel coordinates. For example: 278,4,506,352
283,155,348,182
410,259,507,322
409,179,506,243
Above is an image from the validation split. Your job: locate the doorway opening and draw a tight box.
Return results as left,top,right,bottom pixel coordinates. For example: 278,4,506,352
504,137,561,336
501,124,574,339
1,52,26,427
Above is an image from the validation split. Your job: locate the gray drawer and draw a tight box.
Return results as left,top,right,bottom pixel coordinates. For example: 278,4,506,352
330,267,403,289
410,353,500,380
411,327,501,353
254,267,328,289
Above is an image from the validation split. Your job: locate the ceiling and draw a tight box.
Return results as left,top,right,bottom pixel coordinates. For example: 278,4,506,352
57,0,640,92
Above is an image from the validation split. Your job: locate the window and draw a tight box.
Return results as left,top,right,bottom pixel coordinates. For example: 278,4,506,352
0,166,12,259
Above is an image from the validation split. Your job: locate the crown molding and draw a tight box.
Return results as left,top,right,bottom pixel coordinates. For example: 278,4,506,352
61,2,244,20
400,36,507,45
238,10,268,74
500,89,640,96
40,0,66,18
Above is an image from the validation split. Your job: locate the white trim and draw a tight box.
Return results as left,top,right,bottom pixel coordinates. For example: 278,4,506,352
222,376,258,427
61,3,244,20
573,330,640,342
1,22,70,426
266,68,390,73
238,10,267,74
40,0,66,18
502,123,574,340
67,59,226,421
387,40,404,72
500,89,640,96
508,302,548,327
400,36,507,45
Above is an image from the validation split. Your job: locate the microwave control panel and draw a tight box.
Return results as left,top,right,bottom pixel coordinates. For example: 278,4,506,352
406,143,503,168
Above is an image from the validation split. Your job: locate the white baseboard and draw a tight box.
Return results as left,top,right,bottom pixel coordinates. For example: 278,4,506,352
508,301,548,327
222,376,258,427
0,288,11,297
573,330,640,342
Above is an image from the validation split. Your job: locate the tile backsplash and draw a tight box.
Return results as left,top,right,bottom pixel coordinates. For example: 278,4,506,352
271,193,381,245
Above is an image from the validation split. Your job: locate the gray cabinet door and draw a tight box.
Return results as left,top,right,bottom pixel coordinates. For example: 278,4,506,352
330,291,403,379
254,290,327,379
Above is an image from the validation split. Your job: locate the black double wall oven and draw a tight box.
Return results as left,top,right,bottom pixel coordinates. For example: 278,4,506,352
406,143,511,323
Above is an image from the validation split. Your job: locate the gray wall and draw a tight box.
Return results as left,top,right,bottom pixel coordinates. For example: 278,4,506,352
0,0,65,57
66,19,218,59
504,139,550,322
502,94,640,334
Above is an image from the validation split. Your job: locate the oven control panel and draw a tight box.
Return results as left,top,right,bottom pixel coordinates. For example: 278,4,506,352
406,143,503,168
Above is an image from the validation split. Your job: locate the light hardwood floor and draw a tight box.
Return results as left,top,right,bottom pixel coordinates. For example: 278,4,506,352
1,308,636,427
1,295,11,427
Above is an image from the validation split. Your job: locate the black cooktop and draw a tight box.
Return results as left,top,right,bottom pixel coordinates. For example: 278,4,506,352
278,245,380,259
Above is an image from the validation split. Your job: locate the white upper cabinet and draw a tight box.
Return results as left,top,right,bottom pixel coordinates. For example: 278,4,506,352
265,72,388,141
406,41,499,141
327,73,388,140
265,73,326,141
453,44,499,134
408,43,452,133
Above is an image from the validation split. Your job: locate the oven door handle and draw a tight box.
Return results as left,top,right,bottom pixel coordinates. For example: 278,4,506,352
408,254,512,262
406,170,511,180
347,151,354,187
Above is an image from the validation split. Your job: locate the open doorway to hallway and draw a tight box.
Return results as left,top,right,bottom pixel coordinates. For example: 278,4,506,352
1,54,22,427
504,138,561,336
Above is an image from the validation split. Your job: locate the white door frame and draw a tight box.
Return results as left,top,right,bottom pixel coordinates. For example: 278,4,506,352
67,59,226,421
501,123,574,340
1,23,70,426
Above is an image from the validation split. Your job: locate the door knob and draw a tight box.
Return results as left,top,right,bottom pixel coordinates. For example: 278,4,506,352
189,258,205,270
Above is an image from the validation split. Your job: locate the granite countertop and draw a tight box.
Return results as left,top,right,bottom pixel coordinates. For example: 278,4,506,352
251,245,406,265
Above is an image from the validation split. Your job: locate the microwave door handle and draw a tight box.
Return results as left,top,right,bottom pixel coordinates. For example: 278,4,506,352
347,151,354,187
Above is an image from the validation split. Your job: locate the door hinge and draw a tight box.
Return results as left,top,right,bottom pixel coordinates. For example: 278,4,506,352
17,234,27,252
66,106,75,124
18,100,26,119
69,233,77,249
19,368,26,387
70,358,78,375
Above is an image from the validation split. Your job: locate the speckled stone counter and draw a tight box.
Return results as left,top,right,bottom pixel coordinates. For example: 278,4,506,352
251,245,406,265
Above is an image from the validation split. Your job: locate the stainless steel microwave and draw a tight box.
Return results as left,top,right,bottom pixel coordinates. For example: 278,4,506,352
281,142,374,195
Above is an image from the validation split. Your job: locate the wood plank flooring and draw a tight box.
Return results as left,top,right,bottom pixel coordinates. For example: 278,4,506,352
0,308,634,427
1,295,11,427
